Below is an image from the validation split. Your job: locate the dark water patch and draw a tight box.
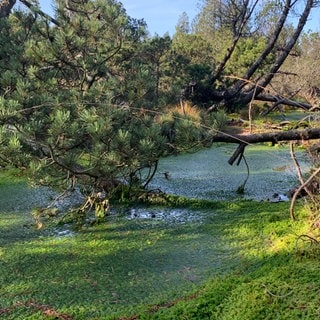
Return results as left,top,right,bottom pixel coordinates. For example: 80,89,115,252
0,182,84,214
0,182,56,213
126,206,210,224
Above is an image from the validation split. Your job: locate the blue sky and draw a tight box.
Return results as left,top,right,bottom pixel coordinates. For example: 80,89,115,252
120,0,199,35
37,0,318,36
37,0,199,36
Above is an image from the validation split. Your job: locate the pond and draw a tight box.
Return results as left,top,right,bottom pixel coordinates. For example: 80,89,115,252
146,143,310,202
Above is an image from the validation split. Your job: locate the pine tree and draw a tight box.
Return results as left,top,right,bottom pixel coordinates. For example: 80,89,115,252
0,1,169,221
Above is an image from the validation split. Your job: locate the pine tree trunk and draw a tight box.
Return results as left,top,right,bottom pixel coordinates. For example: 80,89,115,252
0,0,16,18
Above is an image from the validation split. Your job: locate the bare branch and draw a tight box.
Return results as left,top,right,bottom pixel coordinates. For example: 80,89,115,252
240,0,292,84
19,0,59,26
289,166,320,220
257,0,316,91
290,142,316,202
255,93,312,110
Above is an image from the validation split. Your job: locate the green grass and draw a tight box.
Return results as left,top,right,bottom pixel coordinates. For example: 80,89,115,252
1,170,319,319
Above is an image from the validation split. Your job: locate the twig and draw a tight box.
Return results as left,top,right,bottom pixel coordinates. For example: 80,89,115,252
290,142,316,202
290,166,320,220
261,284,293,299
296,234,319,244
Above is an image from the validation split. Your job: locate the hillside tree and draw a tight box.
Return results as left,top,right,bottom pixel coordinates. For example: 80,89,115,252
188,0,319,111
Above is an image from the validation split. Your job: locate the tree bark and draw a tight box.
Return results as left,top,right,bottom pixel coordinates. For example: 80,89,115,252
214,127,320,170
212,128,320,144
0,0,16,18
254,93,312,110
240,0,292,84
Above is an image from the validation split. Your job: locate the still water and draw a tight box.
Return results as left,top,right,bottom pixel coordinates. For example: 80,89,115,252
146,144,310,201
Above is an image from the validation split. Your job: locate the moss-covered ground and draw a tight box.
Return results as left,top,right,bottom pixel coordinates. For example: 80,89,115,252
1,169,319,319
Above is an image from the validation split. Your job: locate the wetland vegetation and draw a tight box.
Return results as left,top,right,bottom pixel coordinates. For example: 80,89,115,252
1,146,319,319
1,0,320,319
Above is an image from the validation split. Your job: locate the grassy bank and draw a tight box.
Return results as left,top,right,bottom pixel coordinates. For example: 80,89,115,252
0,170,319,319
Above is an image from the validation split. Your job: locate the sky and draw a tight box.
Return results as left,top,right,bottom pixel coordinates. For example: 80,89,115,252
37,0,199,36
119,0,199,36
36,1,319,36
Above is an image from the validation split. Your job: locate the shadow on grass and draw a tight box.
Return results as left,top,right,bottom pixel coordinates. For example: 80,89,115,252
140,247,320,320
1,192,310,320
0,206,242,319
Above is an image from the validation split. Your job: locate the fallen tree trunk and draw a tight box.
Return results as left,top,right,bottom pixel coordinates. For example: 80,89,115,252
212,128,320,145
213,127,320,166
255,93,312,111
215,127,320,222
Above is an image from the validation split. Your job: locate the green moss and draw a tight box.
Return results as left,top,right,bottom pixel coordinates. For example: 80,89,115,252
141,258,320,320
0,168,25,185
1,169,319,320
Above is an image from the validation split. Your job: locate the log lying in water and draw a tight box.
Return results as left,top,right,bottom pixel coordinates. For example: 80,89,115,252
212,128,320,145
212,128,320,166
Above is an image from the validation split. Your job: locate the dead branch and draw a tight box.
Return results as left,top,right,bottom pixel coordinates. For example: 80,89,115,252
255,93,312,110
290,166,320,220
19,0,59,25
290,142,316,202
261,283,293,299
228,143,246,165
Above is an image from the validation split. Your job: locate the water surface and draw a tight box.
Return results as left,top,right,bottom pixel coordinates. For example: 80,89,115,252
147,144,310,201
